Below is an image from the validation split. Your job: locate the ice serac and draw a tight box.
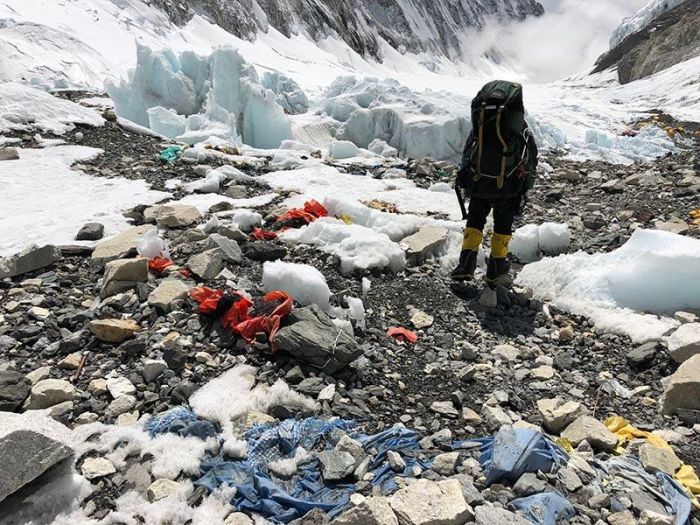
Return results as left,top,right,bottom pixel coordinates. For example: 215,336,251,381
151,0,544,60
107,45,292,148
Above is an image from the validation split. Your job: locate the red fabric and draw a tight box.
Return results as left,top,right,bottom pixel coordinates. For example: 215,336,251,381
275,199,328,225
221,296,253,330
235,316,281,347
261,290,293,318
387,327,418,343
189,287,224,313
179,268,192,279
148,257,174,274
251,228,278,240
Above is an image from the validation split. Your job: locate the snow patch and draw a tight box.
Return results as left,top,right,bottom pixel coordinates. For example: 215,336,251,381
511,222,570,263
262,261,332,310
516,229,700,342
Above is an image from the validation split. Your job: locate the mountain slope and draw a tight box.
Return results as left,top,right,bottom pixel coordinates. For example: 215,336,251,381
149,0,545,60
594,0,700,84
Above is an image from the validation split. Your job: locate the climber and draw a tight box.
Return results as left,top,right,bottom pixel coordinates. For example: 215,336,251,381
452,80,538,286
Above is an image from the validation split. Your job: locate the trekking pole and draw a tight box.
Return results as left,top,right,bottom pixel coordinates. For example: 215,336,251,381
455,186,468,221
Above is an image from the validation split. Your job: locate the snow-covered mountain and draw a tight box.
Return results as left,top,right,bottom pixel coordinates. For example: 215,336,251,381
150,0,544,60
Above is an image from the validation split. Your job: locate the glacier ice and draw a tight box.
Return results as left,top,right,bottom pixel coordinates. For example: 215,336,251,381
261,71,309,115
610,0,686,48
328,140,361,159
107,44,292,148
516,229,700,342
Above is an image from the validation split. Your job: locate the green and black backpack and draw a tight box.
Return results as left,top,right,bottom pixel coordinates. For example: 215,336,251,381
457,80,538,200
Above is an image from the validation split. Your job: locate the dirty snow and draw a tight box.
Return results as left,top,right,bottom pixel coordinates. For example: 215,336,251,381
516,229,700,342
0,146,169,256
262,261,332,310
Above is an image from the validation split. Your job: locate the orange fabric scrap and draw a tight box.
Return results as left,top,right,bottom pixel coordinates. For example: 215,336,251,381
189,287,225,313
276,200,328,225
148,257,174,274
387,327,418,343
250,228,278,240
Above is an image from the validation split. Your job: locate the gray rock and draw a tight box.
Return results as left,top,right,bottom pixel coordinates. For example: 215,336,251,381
667,323,700,363
558,467,583,492
188,248,224,280
430,400,459,418
474,506,530,525
89,318,141,343
401,225,448,266
0,371,32,412
513,473,548,496
105,395,137,418
561,416,617,451
481,405,511,429
224,513,255,525
101,257,148,298
207,234,243,263
627,342,658,368
91,225,154,267
0,244,61,279
81,457,116,480
0,430,73,502
218,226,249,242
335,434,365,468
432,452,459,476
144,204,202,228
124,462,152,493
537,397,586,433
290,508,331,525
76,222,104,241
242,242,287,262
148,279,190,312
275,305,362,374
142,359,168,383
601,179,625,194
317,450,355,481
661,354,700,415
0,147,19,161
387,450,406,472
389,479,474,525
638,443,682,475
333,496,398,525
25,379,76,410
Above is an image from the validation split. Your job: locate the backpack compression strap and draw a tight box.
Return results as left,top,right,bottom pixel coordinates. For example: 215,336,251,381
474,102,486,180
495,106,507,190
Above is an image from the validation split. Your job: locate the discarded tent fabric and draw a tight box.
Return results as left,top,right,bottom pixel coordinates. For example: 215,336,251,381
146,407,218,440
160,144,184,163
274,200,328,230
386,327,418,343
195,417,432,523
189,287,292,350
597,456,692,525
148,257,174,274
455,426,568,486
511,492,575,525
251,227,278,241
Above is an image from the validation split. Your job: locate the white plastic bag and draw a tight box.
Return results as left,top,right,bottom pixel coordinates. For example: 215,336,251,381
136,229,170,259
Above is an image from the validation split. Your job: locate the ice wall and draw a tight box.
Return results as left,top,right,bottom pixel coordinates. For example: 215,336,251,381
106,44,293,148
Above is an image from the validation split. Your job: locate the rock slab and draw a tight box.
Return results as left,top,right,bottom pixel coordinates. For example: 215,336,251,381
389,478,474,525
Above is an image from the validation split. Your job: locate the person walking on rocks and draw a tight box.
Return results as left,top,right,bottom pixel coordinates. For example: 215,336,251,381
452,80,538,286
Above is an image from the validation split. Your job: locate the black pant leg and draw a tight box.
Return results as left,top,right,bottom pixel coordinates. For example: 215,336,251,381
492,198,518,235
466,197,491,231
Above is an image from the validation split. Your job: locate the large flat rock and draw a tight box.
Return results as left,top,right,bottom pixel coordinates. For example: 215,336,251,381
91,225,154,267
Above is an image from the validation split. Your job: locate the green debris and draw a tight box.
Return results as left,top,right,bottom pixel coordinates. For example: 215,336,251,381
159,145,184,163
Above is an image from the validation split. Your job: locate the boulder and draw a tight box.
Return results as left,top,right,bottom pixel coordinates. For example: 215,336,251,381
638,443,681,475
432,452,459,476
25,379,76,409
147,478,182,502
148,279,190,312
91,225,154,267
537,397,586,433
317,450,355,481
626,342,658,368
0,244,61,279
275,305,362,374
101,257,148,298
0,430,73,502
561,416,617,451
144,204,202,228
334,497,398,525
76,222,104,241
81,457,116,480
142,359,168,383
242,242,287,262
474,506,530,525
0,147,19,161
667,323,700,363
187,248,224,280
207,234,243,263
661,354,700,415
89,318,140,343
401,225,449,266
389,479,474,525
0,371,32,412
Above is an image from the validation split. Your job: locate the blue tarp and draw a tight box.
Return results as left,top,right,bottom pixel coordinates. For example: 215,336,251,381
454,426,568,486
511,492,575,525
194,418,431,523
146,407,219,439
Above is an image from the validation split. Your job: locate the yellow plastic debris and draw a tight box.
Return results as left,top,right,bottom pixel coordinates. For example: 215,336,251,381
676,465,700,507
691,209,700,226
337,214,353,225
555,437,574,454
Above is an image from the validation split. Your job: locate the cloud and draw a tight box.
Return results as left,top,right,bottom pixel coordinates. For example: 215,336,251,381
462,0,650,83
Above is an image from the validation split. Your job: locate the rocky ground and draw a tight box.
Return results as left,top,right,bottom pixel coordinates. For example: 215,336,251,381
1,92,699,525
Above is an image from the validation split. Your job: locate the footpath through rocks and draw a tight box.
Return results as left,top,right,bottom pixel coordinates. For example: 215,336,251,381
1,92,699,525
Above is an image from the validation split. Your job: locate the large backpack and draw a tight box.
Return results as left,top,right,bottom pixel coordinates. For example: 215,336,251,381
457,80,537,200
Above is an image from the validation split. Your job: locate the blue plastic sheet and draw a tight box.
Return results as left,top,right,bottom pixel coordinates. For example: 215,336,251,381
454,426,568,486
146,407,218,439
511,492,575,525
195,418,430,523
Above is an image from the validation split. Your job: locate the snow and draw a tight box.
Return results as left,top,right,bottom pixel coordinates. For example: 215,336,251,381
107,45,292,148
610,0,686,48
281,217,406,274
262,261,332,310
0,83,104,134
511,223,570,262
220,209,263,231
173,193,278,214
516,229,700,342
184,171,226,194
328,140,361,160
136,229,170,260
260,164,461,220
0,146,169,256
261,71,310,115
346,297,366,331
